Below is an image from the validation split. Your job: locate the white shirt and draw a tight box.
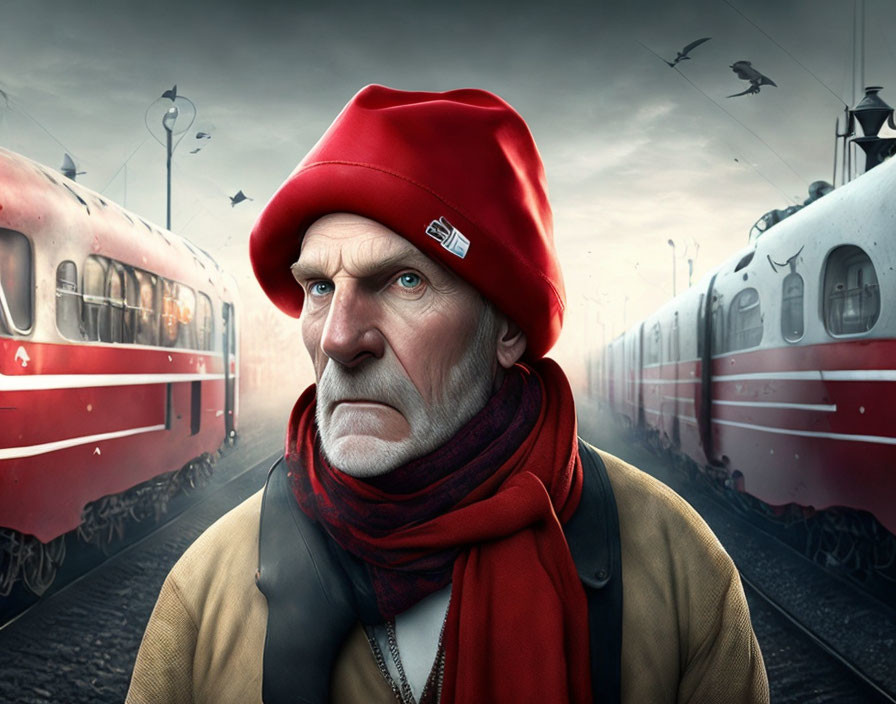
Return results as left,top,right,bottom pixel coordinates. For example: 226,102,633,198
372,584,452,701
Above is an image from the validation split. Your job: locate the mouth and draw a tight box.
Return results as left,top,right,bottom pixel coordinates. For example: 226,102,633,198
332,399,399,413
324,398,411,444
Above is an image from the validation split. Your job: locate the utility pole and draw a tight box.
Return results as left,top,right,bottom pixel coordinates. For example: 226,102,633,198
667,239,677,297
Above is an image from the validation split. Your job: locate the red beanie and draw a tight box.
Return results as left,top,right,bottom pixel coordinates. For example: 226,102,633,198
249,84,566,359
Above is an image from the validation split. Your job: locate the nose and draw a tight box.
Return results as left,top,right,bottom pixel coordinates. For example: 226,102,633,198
319,286,385,367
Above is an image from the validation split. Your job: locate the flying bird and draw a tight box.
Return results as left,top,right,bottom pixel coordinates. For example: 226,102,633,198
229,190,252,207
161,84,177,101
727,61,777,97
60,153,85,180
189,130,212,154
665,37,711,67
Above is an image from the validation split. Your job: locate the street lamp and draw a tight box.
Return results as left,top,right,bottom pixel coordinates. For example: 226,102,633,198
667,239,677,297
162,106,179,230
146,87,196,231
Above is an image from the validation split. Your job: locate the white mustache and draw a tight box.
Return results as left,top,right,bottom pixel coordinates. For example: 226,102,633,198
316,357,423,418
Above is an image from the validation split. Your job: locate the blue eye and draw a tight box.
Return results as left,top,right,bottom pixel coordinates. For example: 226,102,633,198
308,281,333,297
397,273,422,288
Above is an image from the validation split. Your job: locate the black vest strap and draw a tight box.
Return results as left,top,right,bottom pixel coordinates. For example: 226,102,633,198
256,440,623,703
569,439,624,704
255,458,359,704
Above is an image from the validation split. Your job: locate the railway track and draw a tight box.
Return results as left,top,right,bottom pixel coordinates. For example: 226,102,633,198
740,571,896,704
687,455,896,702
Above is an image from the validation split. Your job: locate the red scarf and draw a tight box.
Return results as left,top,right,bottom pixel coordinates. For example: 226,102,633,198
285,359,591,703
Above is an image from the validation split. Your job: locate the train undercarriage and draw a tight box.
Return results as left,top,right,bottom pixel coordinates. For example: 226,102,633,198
0,448,226,598
631,420,896,597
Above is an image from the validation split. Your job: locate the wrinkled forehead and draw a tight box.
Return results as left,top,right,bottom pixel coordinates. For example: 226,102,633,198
302,212,411,251
295,212,447,278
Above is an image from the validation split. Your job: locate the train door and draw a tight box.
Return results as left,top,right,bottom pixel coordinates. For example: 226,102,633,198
697,274,719,464
635,323,645,430
624,331,638,425
223,302,237,444
670,311,681,448
606,344,614,411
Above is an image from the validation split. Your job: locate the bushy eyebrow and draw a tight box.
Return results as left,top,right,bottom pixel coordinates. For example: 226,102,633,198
290,246,439,284
289,259,327,284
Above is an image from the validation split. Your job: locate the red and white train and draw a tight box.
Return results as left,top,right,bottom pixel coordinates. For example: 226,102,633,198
594,138,896,570
0,147,239,595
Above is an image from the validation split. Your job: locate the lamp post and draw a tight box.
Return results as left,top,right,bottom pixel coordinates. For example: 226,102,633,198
146,88,196,232
162,106,179,230
667,239,677,297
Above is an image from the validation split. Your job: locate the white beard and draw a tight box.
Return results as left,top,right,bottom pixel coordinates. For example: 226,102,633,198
315,303,499,477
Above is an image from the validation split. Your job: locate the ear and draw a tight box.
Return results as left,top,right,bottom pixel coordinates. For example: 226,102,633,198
496,316,527,369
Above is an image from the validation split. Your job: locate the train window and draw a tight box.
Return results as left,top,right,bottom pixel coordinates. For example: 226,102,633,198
728,288,763,351
122,268,140,344
197,293,214,351
82,256,108,341
823,245,880,335
133,269,159,346
160,280,202,349
73,256,207,349
56,261,83,340
781,273,804,342
175,285,197,349
710,293,725,355
160,280,179,347
734,251,755,272
646,323,662,365
0,228,34,336
103,262,126,343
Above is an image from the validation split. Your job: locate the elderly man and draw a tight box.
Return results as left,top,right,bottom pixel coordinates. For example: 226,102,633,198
127,85,768,704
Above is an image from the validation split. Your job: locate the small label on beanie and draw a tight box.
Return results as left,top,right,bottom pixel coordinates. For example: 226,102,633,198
426,217,469,259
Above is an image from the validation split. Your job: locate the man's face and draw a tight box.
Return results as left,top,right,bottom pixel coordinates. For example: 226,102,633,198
293,213,498,477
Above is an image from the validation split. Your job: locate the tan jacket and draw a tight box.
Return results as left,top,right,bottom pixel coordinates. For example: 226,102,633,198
126,449,769,703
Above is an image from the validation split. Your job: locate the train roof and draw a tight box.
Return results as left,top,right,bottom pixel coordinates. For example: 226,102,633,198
722,155,896,276
606,155,896,346
0,147,235,299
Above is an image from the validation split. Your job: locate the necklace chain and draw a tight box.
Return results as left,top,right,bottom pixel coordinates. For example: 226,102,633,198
366,595,450,704
385,619,417,704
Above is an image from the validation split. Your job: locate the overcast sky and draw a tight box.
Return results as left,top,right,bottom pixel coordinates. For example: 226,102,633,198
2,0,894,386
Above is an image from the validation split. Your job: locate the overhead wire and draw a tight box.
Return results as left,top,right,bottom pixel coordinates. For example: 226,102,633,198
720,0,850,108
637,40,806,202
100,136,150,194
671,66,805,203
3,93,80,162
859,0,865,104
677,68,808,198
